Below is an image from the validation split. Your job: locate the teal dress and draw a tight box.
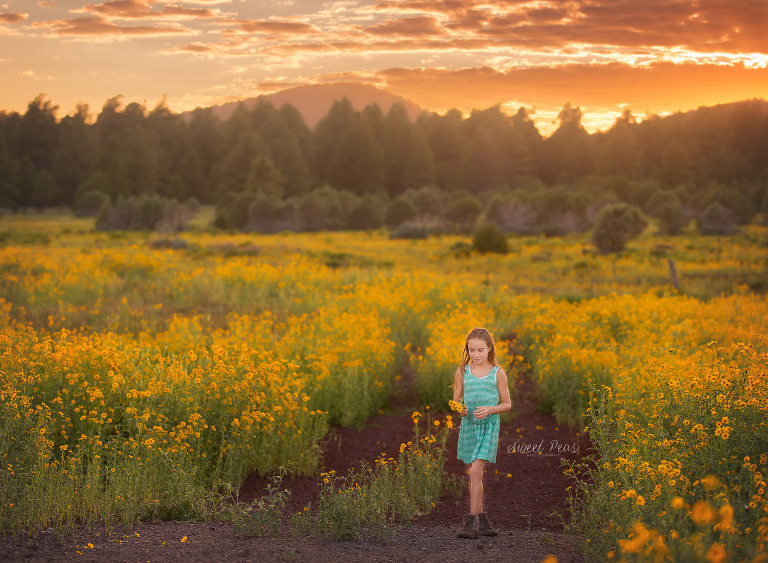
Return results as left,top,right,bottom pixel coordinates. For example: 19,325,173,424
457,364,501,464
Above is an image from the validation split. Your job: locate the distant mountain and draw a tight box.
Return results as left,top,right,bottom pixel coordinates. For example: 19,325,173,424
194,82,425,128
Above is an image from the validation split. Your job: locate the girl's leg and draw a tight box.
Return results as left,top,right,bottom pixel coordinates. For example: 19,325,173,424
468,459,486,515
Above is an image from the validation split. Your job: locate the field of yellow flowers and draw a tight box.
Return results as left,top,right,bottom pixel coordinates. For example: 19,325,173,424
507,290,768,561
1,212,767,560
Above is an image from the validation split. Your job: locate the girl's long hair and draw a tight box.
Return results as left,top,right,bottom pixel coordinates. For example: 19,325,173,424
459,327,500,372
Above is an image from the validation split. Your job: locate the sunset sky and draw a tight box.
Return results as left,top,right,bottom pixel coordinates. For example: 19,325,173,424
1,0,767,135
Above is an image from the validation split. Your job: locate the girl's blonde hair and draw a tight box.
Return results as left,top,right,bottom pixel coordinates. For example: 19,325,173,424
459,327,500,372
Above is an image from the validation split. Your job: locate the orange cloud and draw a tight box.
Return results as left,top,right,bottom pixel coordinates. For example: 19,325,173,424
256,36,509,58
368,0,768,53
174,42,213,53
81,0,219,20
155,0,766,68
186,0,763,64
230,19,321,36
0,12,27,23
364,16,446,37
576,0,768,52
33,15,191,36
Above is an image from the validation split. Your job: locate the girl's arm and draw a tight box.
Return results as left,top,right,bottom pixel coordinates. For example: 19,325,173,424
453,368,467,416
493,369,512,414
473,369,512,419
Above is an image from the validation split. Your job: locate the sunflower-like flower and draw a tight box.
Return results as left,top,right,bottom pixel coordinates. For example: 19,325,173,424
448,400,464,412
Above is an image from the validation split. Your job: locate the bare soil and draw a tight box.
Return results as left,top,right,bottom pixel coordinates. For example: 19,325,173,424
1,367,590,563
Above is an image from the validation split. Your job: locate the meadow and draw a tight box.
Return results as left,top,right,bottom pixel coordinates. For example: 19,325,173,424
1,210,767,560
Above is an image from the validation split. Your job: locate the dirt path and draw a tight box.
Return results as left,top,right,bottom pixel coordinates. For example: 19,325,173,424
2,363,589,562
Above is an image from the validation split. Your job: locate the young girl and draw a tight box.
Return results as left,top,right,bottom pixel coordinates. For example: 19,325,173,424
453,327,512,539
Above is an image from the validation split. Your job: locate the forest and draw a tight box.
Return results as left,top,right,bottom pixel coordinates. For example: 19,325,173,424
1,94,767,236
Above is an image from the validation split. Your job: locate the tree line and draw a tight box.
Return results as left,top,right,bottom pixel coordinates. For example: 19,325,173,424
1,93,766,236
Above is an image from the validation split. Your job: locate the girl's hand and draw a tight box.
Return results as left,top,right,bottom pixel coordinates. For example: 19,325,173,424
473,406,492,420
460,406,468,417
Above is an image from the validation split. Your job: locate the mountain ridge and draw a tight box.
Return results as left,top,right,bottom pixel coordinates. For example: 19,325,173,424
192,82,425,127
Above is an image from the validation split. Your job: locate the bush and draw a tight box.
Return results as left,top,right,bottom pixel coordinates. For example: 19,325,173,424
486,195,537,234
96,196,137,230
384,195,417,227
472,222,508,254
296,187,352,231
155,199,199,233
406,186,444,218
529,187,590,236
96,194,189,232
130,194,165,230
450,241,474,257
591,203,647,254
701,182,755,225
74,190,110,218
74,171,112,205
248,193,297,233
444,194,482,232
645,189,680,216
230,192,259,230
148,237,189,250
347,194,385,230
699,202,737,235
657,200,685,236
389,221,429,240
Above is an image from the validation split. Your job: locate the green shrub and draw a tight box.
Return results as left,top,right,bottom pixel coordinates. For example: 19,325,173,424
486,195,537,234
130,194,165,230
347,194,385,229
74,171,112,205
148,237,189,250
296,186,351,231
74,190,110,218
444,194,482,232
96,194,188,231
699,202,736,235
472,222,508,254
384,195,417,227
591,203,647,254
406,186,444,217
227,470,290,537
248,193,297,233
309,416,454,541
657,200,685,236
96,196,137,230
450,241,474,257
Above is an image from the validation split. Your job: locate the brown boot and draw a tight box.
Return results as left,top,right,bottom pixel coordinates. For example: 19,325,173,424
457,514,479,539
478,512,498,536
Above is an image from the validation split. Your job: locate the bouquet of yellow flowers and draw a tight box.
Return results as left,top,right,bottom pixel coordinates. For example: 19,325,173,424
448,399,465,413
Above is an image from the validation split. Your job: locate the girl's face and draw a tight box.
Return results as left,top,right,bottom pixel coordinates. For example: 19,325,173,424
467,338,491,365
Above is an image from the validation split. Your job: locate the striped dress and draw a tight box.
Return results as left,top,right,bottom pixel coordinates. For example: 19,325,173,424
456,364,501,464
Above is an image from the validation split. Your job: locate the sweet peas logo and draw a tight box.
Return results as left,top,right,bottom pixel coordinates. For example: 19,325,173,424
507,438,579,457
